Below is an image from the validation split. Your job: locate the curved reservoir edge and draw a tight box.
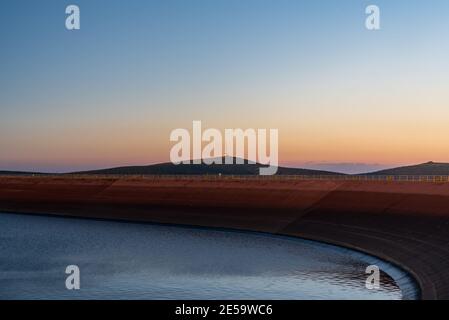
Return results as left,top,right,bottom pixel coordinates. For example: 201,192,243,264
206,228,421,300
102,217,422,300
149,220,421,300
0,211,420,300
284,236,420,300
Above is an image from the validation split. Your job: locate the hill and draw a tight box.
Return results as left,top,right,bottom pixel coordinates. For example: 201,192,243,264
72,157,342,176
0,171,45,176
367,161,449,175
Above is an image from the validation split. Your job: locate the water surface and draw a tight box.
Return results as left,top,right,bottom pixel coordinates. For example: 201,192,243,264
0,212,417,300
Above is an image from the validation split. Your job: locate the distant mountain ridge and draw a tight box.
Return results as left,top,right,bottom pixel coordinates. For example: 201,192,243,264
72,157,341,176
367,161,449,175
0,171,46,176
3,160,449,176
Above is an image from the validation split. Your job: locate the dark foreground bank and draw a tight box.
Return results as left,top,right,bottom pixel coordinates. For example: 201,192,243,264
1,176,449,299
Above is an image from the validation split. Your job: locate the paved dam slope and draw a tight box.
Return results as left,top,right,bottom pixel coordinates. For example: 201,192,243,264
0,176,448,299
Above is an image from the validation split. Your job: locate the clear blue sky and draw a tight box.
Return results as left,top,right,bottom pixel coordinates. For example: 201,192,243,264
2,0,449,173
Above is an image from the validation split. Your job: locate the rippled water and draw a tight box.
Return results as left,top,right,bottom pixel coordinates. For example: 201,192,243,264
0,212,417,300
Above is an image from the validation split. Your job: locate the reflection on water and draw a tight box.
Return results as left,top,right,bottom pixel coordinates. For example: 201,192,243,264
0,212,417,300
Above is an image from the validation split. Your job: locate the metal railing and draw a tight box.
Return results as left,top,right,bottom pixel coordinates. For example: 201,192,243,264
3,174,449,183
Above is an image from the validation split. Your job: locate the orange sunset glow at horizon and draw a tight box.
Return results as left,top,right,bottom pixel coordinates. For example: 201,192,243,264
2,1,449,174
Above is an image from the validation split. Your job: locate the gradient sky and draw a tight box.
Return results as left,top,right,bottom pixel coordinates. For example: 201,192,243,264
2,0,449,173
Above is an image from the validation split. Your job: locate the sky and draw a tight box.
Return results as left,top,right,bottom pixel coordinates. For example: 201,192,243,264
1,0,449,173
